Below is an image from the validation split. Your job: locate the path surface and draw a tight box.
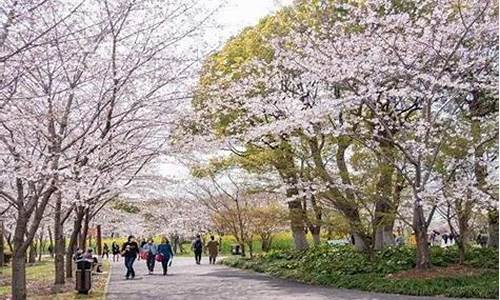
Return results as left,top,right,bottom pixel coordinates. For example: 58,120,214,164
106,257,470,300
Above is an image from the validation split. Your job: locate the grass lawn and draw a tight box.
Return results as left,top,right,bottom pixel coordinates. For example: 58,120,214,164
222,245,499,299
0,258,111,300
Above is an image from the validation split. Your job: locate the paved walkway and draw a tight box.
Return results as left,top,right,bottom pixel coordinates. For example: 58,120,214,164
106,257,470,300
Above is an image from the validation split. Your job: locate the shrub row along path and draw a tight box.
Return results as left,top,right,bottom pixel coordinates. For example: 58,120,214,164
106,257,472,300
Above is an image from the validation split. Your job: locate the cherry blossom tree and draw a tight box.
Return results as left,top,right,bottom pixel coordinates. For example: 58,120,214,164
187,0,498,269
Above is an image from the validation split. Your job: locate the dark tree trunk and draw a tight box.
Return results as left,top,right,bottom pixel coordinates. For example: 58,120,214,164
12,251,27,300
6,232,13,252
47,227,54,258
288,199,309,250
261,236,272,252
12,211,28,300
0,220,4,267
66,208,84,278
79,208,90,250
310,226,321,245
308,194,322,246
54,192,65,285
37,228,44,262
373,139,396,250
487,208,499,248
246,240,254,258
96,225,102,255
28,241,37,264
413,204,431,269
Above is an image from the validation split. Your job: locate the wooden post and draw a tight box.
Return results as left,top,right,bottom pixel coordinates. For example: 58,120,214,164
96,225,102,255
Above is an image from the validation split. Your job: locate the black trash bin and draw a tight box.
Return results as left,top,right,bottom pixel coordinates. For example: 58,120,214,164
75,259,92,294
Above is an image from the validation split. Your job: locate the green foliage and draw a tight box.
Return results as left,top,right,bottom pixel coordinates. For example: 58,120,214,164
222,245,499,298
465,247,499,269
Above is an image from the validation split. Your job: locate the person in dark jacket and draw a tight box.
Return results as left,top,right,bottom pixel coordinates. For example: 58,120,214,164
192,234,203,264
112,241,120,262
121,235,139,279
157,237,174,275
102,243,110,259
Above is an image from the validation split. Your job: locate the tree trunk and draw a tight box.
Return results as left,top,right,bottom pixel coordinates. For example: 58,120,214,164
352,232,367,251
28,241,37,264
247,240,254,258
0,220,4,267
66,209,84,278
37,229,44,262
374,223,395,250
261,235,273,252
96,225,102,255
487,208,499,248
288,199,308,250
79,208,90,250
47,227,54,258
54,191,65,285
310,226,321,245
308,194,322,246
11,251,27,300
6,232,13,252
12,211,28,300
413,204,431,269
373,138,396,250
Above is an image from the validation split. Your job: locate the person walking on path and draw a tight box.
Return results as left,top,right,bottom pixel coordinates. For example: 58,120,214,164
102,243,110,259
121,235,140,279
112,241,120,262
192,234,203,264
138,238,147,261
206,235,219,264
143,239,158,274
157,237,174,275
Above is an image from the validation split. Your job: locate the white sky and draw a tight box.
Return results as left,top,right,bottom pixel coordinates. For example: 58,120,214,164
217,0,293,36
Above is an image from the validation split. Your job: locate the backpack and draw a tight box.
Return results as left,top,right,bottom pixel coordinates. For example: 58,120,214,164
194,239,202,251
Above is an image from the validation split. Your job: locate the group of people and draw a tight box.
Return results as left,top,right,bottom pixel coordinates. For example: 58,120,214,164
118,234,220,280
72,233,220,280
120,235,174,279
429,231,457,246
192,234,220,265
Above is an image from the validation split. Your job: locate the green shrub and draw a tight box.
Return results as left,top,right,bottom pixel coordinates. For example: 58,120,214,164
465,247,499,269
373,246,416,273
222,245,500,299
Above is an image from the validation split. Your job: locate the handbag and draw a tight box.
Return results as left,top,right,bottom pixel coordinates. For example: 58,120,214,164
155,253,164,262
140,250,149,260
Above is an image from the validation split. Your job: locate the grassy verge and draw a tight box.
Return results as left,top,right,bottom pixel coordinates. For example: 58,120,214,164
222,245,499,299
0,259,111,300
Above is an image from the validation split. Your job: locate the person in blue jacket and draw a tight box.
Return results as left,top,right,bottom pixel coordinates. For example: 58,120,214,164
142,239,158,274
157,237,174,275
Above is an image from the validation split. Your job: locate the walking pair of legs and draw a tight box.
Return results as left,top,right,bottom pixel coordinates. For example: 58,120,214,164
124,256,136,279
146,253,155,273
209,255,217,264
161,259,169,275
194,251,202,264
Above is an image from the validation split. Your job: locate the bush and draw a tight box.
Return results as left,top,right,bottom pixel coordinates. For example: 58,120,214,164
465,247,499,269
222,245,500,299
300,245,373,275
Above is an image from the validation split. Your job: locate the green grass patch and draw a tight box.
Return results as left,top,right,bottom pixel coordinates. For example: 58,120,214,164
0,259,111,300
